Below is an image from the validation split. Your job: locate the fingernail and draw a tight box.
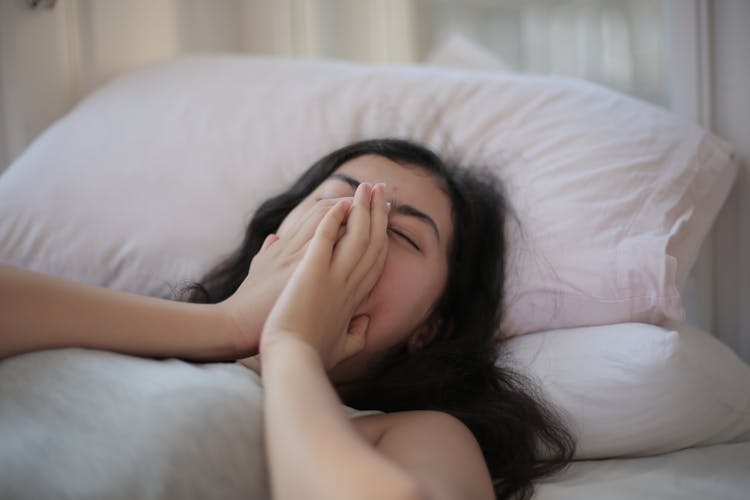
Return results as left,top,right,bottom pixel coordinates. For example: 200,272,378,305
386,201,392,212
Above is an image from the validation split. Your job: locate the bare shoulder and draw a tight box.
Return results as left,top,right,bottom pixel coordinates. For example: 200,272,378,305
352,410,495,500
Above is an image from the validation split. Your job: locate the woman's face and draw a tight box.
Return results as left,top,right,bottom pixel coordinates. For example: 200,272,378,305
277,154,454,383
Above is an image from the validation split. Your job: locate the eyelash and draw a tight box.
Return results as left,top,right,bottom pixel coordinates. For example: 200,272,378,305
389,228,420,251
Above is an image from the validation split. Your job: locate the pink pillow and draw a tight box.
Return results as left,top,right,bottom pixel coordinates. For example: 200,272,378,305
0,56,737,335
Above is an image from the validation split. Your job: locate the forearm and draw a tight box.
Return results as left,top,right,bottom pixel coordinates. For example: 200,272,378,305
262,338,425,500
0,265,240,361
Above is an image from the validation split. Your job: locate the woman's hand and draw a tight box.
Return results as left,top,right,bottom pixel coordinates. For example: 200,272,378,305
260,182,389,370
217,198,352,357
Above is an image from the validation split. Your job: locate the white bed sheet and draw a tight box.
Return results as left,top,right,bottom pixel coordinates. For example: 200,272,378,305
534,441,750,500
2,348,748,500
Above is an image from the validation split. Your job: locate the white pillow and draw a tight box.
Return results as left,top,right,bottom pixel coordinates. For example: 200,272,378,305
505,321,750,459
0,55,737,336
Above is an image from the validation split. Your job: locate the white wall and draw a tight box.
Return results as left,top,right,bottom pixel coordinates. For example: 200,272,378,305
710,0,750,358
668,0,750,362
0,1,78,170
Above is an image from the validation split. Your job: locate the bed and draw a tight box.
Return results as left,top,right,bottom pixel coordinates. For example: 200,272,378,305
1,55,748,499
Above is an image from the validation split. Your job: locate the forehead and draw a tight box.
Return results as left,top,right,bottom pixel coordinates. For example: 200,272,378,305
331,155,454,247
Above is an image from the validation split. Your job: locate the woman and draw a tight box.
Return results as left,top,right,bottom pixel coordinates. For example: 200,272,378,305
1,139,573,499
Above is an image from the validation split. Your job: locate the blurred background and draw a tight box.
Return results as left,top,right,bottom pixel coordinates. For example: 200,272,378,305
0,0,686,169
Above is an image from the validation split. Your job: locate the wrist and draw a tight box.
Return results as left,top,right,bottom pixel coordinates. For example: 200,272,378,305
212,301,260,358
261,334,323,370
164,302,247,361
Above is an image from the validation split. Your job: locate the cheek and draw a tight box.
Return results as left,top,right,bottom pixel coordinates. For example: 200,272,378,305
366,253,444,345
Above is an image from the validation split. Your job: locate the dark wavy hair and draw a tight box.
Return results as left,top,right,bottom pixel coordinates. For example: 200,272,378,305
182,138,574,499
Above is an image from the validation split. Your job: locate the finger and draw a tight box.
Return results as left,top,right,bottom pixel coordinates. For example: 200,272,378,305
284,199,336,249
332,183,373,275
367,183,389,263
259,233,279,253
350,183,389,288
305,199,352,267
353,229,388,303
335,224,347,242
285,197,352,252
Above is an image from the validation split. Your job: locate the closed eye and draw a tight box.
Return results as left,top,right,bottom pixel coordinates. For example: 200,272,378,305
388,227,421,251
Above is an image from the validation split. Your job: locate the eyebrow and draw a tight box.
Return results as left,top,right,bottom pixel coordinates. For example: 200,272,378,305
329,173,441,242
